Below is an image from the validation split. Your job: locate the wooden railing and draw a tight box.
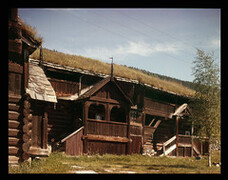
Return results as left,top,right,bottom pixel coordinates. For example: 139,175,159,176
87,119,128,137
160,134,209,157
160,135,176,156
178,134,192,145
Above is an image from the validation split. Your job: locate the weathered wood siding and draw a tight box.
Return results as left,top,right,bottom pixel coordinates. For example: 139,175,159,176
65,128,84,156
144,97,175,118
87,119,128,137
48,78,78,97
87,141,127,155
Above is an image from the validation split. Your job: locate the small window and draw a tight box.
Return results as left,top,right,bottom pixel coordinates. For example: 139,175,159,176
110,106,126,123
88,103,105,120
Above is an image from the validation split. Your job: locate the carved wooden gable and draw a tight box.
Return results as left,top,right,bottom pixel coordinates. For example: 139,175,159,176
77,76,133,105
93,81,126,102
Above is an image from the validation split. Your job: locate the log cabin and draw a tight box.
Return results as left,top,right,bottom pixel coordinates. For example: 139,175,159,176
8,8,209,165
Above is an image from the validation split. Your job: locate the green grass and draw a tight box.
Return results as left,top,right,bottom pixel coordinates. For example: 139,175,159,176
30,48,195,97
9,151,221,174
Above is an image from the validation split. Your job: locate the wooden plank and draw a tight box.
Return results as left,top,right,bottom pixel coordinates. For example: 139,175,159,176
8,156,19,164
83,134,129,143
8,128,20,137
8,111,20,120
8,137,20,146
8,120,20,129
24,61,29,89
8,95,21,103
8,39,22,54
42,112,48,149
32,116,38,147
14,73,21,95
8,146,19,155
8,103,20,111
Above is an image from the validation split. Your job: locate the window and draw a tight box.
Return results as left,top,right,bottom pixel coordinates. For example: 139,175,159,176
88,103,105,120
110,106,126,123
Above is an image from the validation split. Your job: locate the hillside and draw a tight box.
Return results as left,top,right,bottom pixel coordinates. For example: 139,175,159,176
30,48,195,97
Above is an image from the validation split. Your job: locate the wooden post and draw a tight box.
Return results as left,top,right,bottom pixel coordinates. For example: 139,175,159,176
142,111,145,144
126,106,130,155
42,111,48,149
176,116,179,156
163,144,166,156
105,103,110,121
83,101,88,154
191,121,194,157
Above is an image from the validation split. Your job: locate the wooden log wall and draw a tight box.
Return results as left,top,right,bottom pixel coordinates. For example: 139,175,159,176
21,95,33,161
8,62,24,165
8,95,25,164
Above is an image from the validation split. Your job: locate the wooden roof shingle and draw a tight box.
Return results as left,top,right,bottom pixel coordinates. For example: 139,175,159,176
26,61,57,103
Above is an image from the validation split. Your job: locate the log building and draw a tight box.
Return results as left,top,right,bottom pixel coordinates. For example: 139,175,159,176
8,9,208,165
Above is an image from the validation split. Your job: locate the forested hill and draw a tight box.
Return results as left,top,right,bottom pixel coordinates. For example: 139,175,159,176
128,66,196,91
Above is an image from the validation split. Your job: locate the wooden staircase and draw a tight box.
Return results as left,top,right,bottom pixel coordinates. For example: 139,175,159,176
142,119,162,156
159,135,177,156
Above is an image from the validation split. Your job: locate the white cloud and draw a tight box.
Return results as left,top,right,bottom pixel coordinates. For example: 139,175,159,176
116,41,179,56
80,41,180,62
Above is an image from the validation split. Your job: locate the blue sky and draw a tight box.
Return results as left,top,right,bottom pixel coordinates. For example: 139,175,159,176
18,8,220,82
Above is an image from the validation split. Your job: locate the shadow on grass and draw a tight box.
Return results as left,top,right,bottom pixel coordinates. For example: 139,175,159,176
117,163,197,171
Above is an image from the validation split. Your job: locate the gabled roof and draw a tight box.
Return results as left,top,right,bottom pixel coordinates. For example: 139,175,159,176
77,76,133,105
26,61,57,103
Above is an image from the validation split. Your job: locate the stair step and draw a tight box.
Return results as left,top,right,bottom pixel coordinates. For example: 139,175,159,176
145,143,152,145
143,144,153,147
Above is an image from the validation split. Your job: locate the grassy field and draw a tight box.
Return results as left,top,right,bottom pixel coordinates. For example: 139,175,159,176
9,151,221,174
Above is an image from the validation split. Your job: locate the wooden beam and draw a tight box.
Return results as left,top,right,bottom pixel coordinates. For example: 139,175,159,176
148,118,155,127
90,96,121,104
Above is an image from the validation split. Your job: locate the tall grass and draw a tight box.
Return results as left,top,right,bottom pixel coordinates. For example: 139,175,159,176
30,48,195,97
